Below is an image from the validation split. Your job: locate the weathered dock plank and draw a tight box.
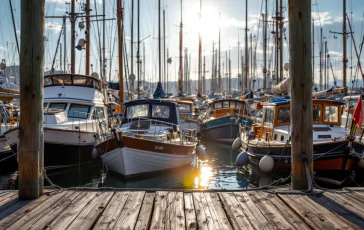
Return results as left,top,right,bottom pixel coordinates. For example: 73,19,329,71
247,191,310,229
278,194,355,229
65,191,114,230
93,191,129,230
113,191,145,229
135,192,156,230
0,189,363,230
184,193,197,230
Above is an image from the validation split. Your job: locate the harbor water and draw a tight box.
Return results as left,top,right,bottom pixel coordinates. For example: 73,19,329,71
0,141,363,190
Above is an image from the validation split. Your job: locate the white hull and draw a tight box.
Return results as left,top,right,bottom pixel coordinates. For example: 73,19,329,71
101,147,195,177
4,127,96,148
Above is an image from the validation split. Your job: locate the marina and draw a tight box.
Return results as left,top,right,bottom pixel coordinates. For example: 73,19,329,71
1,0,364,228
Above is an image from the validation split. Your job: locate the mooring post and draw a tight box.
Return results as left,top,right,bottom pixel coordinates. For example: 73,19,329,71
19,0,45,199
289,0,313,190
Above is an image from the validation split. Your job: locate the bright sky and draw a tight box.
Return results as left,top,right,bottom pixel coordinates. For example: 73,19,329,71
1,0,364,91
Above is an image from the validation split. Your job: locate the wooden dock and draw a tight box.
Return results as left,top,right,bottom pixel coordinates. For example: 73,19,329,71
0,188,364,229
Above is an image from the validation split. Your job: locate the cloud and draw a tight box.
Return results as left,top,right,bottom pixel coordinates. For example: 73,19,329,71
311,12,333,25
0,46,6,51
328,51,343,57
45,22,62,32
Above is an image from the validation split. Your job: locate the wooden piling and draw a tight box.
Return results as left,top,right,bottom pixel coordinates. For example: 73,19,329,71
18,0,45,199
288,0,313,190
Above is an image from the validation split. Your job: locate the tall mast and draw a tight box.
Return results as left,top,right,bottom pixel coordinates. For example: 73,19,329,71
130,0,134,94
71,0,75,74
117,0,124,106
137,0,140,97
163,9,166,89
319,27,322,90
203,55,205,94
102,0,106,80
343,0,347,88
63,16,66,73
263,0,267,90
218,12,221,90
324,40,327,89
85,0,90,75
60,43,62,72
166,48,169,92
158,0,161,82
238,28,240,89
229,48,231,93
312,20,315,87
250,33,253,90
178,0,183,92
211,42,215,91
226,50,228,92
244,0,248,91
144,42,146,86
279,0,283,82
8,0,19,55
198,0,202,94
188,53,191,94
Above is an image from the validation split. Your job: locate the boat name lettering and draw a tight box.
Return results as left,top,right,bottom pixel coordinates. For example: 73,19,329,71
154,146,164,150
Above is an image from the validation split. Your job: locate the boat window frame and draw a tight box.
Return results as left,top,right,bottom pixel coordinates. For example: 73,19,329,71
44,75,103,91
68,103,91,119
126,104,149,119
323,104,340,124
48,102,68,111
93,107,106,119
152,104,170,119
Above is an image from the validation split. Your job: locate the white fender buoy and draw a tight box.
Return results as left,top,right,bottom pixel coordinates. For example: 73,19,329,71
358,158,364,169
236,151,249,167
92,148,100,159
259,155,274,173
196,145,207,161
232,137,241,151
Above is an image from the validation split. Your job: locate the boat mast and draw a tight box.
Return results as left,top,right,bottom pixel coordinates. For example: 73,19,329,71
211,42,215,92
319,27,322,90
166,48,169,92
60,43,62,72
218,12,221,91
198,0,202,94
178,0,183,93
63,16,66,73
279,0,283,82
117,0,124,106
312,20,315,87
203,55,206,94
8,0,19,55
250,33,253,90
275,0,278,84
244,0,248,91
343,0,347,88
102,0,106,80
137,0,140,97
238,28,240,90
263,0,267,90
86,0,90,75
163,9,166,89
229,48,231,93
130,0,134,94
158,0,161,82
71,0,75,74
324,40,327,89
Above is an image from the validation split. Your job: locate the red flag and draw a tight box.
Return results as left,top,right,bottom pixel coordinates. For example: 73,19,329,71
352,96,363,127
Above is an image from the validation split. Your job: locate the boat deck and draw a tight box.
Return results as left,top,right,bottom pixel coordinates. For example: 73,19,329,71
0,188,364,229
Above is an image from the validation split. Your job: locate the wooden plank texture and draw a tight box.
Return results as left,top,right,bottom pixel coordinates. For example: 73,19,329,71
134,192,156,230
204,192,232,230
93,191,130,230
65,191,114,230
165,192,185,230
184,193,197,230
278,194,355,229
150,191,168,230
247,191,309,229
193,192,213,230
113,191,145,229
218,192,254,230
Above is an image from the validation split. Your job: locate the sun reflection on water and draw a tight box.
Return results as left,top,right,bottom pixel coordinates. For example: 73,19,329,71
194,163,213,189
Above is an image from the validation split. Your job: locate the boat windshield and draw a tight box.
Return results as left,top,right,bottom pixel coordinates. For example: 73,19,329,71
178,104,191,113
152,104,170,119
127,104,149,119
276,107,290,124
49,103,67,111
68,104,91,119
324,105,339,123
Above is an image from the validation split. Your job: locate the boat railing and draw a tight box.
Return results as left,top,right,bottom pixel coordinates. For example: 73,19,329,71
123,117,198,145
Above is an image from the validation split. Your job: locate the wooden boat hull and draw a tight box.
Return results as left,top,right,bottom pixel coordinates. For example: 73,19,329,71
244,140,359,172
97,136,196,178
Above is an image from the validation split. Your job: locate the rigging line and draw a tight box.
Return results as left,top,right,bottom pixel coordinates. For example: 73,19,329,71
109,26,118,82
93,0,102,76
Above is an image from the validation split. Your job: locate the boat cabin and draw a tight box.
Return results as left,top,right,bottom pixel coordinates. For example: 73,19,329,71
252,98,345,142
205,99,247,119
176,101,196,119
122,99,179,126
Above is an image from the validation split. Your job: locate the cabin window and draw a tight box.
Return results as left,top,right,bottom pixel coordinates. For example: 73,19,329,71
43,103,48,109
44,77,52,86
73,76,94,87
68,104,91,119
178,104,191,113
93,107,105,119
280,135,284,141
324,106,339,123
48,103,67,110
236,102,244,109
127,104,149,118
52,75,72,86
223,101,230,108
274,134,277,140
277,107,290,124
313,105,321,121
230,101,237,108
152,104,170,119
214,102,222,109
264,108,275,125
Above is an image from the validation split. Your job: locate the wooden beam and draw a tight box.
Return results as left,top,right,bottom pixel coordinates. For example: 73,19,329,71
19,0,45,199
289,0,313,190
